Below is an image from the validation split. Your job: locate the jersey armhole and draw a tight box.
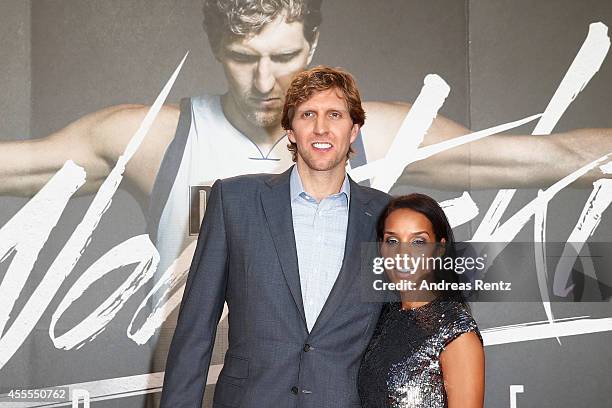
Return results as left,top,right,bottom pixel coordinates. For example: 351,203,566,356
147,97,193,241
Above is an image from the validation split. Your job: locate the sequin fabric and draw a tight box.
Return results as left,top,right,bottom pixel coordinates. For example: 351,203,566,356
357,297,481,407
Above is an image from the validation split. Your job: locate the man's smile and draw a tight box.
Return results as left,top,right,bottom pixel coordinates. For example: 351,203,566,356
312,141,333,151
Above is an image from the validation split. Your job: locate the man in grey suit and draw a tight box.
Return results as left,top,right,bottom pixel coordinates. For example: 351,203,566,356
160,66,390,407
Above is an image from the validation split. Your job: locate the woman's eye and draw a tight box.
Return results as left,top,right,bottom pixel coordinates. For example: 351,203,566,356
411,239,426,246
385,237,400,246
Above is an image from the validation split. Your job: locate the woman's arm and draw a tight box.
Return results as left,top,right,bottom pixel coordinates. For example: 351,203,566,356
440,331,485,408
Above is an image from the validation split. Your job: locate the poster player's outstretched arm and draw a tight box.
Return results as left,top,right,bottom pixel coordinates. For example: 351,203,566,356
363,101,611,190
0,104,179,198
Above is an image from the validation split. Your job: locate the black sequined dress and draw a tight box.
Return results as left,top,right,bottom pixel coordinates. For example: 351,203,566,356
358,297,481,407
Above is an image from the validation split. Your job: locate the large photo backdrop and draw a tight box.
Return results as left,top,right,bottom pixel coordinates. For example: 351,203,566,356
0,0,611,407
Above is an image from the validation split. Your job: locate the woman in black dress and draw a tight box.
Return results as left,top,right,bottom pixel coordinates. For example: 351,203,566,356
358,194,484,408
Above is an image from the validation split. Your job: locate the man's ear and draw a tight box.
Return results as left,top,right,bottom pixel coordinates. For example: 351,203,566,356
349,123,360,144
306,31,320,65
287,129,296,143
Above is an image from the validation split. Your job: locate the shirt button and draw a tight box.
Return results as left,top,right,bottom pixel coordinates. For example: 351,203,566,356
291,386,299,395
303,343,312,352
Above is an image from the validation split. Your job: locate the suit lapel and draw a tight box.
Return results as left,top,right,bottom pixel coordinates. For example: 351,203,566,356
260,168,307,328
310,178,374,333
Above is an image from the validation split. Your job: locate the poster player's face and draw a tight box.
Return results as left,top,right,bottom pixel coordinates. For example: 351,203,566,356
218,14,316,129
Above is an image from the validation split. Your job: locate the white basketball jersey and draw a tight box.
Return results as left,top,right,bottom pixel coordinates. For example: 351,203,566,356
152,95,293,276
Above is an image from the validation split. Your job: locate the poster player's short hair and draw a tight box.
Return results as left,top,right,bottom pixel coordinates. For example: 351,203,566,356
203,0,322,53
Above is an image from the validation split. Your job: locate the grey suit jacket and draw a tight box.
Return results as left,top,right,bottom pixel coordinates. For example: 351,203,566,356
160,166,390,408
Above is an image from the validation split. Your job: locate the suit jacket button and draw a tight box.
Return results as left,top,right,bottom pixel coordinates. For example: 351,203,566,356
303,343,311,352
291,386,299,394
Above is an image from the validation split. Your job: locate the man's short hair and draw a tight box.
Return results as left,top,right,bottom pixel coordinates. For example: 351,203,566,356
282,65,366,161
203,0,322,54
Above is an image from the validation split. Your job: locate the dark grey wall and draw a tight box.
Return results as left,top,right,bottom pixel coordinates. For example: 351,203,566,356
0,0,30,139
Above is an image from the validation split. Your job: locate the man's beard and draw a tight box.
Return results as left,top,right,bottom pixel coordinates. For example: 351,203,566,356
298,149,347,173
245,108,283,129
233,89,285,129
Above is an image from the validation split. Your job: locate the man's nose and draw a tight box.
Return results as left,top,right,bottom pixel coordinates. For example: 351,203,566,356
254,58,275,94
314,115,329,134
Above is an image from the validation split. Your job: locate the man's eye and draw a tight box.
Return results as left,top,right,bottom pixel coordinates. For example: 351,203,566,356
272,53,299,63
303,111,315,118
329,111,341,119
228,52,257,63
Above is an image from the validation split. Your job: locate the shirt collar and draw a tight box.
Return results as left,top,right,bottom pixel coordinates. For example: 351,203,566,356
290,165,350,203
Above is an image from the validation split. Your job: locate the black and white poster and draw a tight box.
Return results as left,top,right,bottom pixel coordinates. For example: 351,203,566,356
1,1,611,406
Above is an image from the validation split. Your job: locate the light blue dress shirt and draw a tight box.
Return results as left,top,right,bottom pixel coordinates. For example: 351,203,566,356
290,166,350,332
